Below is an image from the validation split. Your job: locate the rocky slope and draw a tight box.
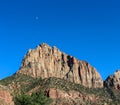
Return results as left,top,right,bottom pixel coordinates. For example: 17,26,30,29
104,70,120,90
0,75,120,105
0,85,14,105
17,43,103,88
27,77,112,105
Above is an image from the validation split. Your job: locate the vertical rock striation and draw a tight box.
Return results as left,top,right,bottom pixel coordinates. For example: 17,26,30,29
17,43,103,88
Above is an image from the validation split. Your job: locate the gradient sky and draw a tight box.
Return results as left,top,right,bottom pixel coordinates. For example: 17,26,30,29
0,0,120,80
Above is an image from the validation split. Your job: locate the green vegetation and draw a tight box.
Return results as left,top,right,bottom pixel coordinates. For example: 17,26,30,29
14,94,32,105
34,77,120,105
0,74,120,105
0,73,36,86
0,73,37,94
14,91,52,105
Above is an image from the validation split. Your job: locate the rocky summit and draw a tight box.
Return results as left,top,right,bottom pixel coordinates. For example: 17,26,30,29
17,43,103,88
104,70,120,90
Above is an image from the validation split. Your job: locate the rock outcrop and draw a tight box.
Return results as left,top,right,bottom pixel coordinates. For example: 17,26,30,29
17,43,103,88
45,88,101,105
0,85,14,105
104,70,120,90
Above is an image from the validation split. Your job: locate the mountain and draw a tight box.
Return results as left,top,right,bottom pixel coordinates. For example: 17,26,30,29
104,70,120,90
17,43,103,88
0,43,120,105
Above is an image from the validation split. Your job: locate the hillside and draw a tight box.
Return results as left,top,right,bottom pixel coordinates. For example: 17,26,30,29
0,73,120,105
0,43,120,105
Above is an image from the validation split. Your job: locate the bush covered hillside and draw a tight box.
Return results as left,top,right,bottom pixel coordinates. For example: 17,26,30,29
0,74,120,105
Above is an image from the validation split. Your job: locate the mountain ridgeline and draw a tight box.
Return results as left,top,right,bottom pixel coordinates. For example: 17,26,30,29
18,43,103,88
0,43,120,105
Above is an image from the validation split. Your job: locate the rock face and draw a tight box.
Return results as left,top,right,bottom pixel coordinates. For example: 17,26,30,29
0,85,14,105
17,43,103,88
104,70,120,90
45,88,100,105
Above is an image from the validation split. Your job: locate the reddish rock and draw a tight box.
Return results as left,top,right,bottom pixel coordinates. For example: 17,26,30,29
104,70,120,90
45,88,100,105
17,43,103,88
0,85,14,105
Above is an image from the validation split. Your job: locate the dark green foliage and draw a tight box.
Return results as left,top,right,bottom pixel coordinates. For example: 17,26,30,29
14,91,52,105
31,91,52,105
14,94,32,105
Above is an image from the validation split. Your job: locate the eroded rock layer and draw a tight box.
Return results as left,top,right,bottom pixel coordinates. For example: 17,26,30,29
17,43,103,88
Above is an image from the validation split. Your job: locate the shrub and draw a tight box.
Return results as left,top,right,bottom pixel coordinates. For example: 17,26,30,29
14,91,52,105
14,94,32,105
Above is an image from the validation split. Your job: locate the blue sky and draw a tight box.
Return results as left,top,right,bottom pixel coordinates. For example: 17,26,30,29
0,0,120,80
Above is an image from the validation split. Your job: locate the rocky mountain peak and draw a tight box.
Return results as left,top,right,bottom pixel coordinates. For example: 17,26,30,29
17,43,103,88
104,70,120,90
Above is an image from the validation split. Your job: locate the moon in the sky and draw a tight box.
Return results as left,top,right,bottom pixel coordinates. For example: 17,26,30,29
35,16,39,20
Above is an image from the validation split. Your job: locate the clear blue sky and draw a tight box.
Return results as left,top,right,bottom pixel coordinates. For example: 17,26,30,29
0,0,120,80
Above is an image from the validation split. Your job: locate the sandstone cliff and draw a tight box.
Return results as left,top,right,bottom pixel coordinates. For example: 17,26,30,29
17,43,103,88
104,70,120,90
